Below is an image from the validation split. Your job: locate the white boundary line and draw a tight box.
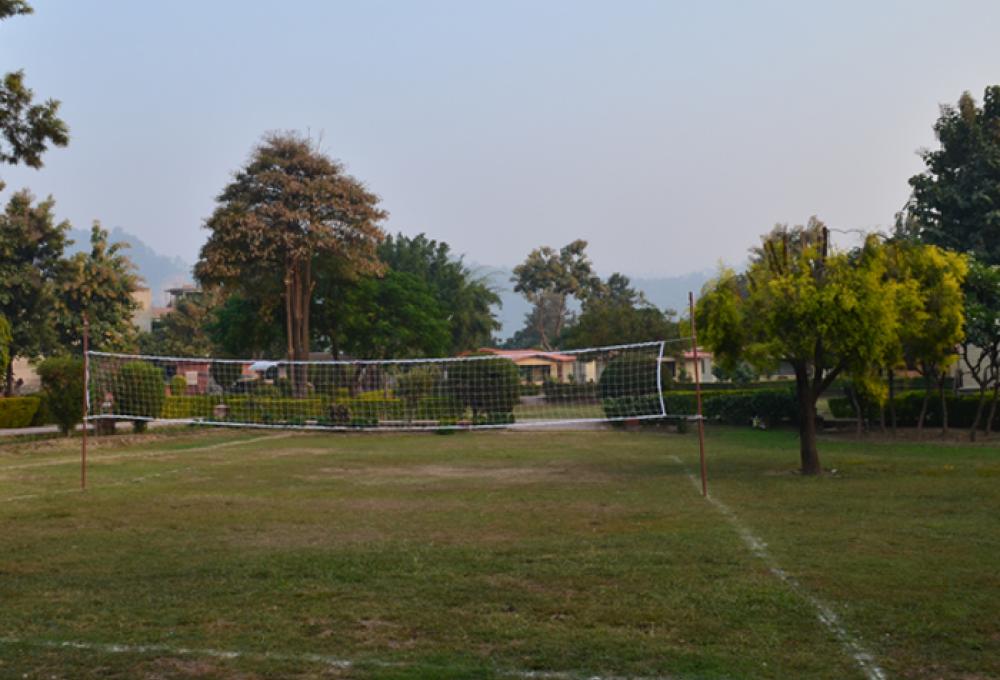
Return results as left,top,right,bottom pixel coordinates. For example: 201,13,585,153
669,455,887,680
0,635,675,679
0,432,297,473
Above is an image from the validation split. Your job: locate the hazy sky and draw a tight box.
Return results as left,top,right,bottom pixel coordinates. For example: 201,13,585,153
3,1,999,277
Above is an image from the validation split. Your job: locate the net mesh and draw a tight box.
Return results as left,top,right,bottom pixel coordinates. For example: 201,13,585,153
86,339,697,431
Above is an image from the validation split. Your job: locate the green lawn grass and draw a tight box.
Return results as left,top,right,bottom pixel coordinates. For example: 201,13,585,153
0,426,997,679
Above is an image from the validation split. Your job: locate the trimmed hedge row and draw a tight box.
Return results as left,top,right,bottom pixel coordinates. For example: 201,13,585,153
603,389,798,427
542,380,598,402
0,397,40,429
161,393,470,426
829,390,1000,429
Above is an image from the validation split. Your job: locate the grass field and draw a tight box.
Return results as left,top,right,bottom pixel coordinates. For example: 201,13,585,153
0,427,997,679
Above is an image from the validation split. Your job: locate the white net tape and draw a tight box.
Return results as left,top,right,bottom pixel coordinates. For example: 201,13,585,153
86,339,697,431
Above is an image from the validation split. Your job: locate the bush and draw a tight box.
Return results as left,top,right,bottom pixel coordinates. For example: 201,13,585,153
602,388,797,428
542,379,597,402
396,366,441,404
170,375,187,397
445,357,519,419
169,374,188,396
518,383,542,397
598,353,669,402
228,397,326,423
29,391,52,426
0,396,40,428
411,396,464,421
162,395,217,420
37,356,84,436
335,396,404,423
828,390,1000,429
114,361,166,432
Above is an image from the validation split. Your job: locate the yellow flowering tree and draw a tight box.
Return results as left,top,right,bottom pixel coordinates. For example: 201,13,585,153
698,218,903,475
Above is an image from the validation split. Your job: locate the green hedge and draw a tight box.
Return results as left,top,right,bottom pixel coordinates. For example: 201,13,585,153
29,392,52,426
829,390,1000,429
410,396,465,421
604,388,798,427
162,395,218,420
542,380,598,402
0,396,40,429
445,358,519,417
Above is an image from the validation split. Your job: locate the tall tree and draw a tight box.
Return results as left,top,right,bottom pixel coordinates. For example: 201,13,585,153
962,259,1000,439
54,222,140,354
378,233,500,353
0,313,10,384
697,219,902,474
562,273,678,349
906,87,1000,265
503,291,566,349
338,270,451,360
206,292,286,359
0,1,69,189
891,243,968,434
196,132,386,393
0,190,68,394
512,240,600,350
140,290,219,358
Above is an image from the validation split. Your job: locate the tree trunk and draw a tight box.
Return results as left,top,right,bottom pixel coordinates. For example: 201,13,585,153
888,368,897,438
795,367,822,475
987,384,999,439
3,362,12,398
938,375,949,436
970,387,987,442
848,387,863,439
917,391,930,436
283,259,312,398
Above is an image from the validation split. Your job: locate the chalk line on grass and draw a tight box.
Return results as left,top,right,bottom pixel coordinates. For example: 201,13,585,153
669,455,887,680
0,432,298,472
0,433,299,504
0,635,675,679
0,635,353,670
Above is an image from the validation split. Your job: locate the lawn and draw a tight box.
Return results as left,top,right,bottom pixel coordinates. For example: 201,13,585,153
0,426,997,679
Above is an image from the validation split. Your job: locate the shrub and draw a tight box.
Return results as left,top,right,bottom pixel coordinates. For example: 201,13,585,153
518,383,542,397
29,391,52,426
828,390,1000,430
598,353,669,402
396,366,441,404
113,361,167,432
228,397,326,423
602,388,797,428
335,396,404,423
445,357,519,418
37,357,84,436
115,361,166,432
162,395,217,420
411,396,464,421
169,374,188,396
543,379,598,402
210,362,245,393
0,396,40,429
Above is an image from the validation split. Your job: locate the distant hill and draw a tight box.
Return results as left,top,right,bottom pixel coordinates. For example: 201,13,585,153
473,264,714,341
65,227,192,305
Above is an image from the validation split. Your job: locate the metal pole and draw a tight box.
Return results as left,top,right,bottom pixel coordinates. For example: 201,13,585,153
688,292,708,497
82,313,89,490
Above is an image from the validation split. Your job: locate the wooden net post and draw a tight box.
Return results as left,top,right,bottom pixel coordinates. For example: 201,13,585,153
688,292,707,497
